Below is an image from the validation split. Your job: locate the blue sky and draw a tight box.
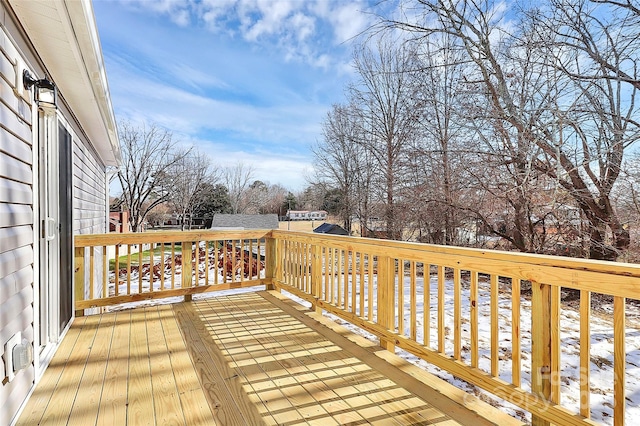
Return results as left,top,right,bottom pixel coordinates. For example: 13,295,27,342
93,0,383,191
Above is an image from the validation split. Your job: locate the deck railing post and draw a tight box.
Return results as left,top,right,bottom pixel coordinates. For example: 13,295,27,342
311,245,322,314
377,255,395,352
531,280,552,426
74,246,85,317
265,234,277,291
182,241,193,302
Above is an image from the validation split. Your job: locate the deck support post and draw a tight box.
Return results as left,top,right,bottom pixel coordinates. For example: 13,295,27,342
531,280,552,426
377,255,395,352
182,241,193,302
311,245,322,314
265,234,277,291
74,246,85,317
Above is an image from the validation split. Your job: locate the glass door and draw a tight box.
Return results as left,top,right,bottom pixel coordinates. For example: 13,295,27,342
57,123,73,333
37,114,73,360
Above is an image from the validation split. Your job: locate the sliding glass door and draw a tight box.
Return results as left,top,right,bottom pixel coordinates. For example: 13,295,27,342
38,113,73,361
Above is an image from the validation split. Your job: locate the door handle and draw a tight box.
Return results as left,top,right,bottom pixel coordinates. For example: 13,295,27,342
46,217,56,241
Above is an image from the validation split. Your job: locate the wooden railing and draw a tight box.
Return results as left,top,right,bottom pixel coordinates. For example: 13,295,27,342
74,230,274,311
74,229,640,426
270,230,640,426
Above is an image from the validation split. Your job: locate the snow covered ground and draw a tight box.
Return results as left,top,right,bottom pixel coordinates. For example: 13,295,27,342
104,257,639,425
286,275,640,425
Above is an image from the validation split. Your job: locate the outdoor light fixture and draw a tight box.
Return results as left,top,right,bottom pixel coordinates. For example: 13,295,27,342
23,69,57,109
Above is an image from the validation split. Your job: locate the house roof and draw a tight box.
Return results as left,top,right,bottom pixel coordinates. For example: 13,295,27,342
9,0,120,166
211,214,279,230
313,223,349,235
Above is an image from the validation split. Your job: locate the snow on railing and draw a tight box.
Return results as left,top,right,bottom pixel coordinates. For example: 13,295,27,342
270,229,640,426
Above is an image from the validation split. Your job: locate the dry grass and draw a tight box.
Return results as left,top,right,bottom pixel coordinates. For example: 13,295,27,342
278,217,360,235
278,220,317,232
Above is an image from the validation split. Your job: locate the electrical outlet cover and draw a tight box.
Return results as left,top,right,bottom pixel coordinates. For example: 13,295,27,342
3,332,22,382
12,338,33,371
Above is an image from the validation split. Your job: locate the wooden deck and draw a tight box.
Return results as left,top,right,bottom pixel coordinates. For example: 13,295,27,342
17,291,522,426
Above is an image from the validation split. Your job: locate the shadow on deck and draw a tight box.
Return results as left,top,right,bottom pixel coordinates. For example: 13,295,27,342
17,291,522,425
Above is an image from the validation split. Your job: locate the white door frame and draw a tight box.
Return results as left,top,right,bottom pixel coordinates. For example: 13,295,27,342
36,107,61,372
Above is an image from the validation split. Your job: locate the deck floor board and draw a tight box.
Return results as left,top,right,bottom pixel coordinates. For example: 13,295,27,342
39,313,101,425
126,307,155,424
16,316,87,425
146,306,185,425
17,291,523,426
96,310,130,426
67,311,115,426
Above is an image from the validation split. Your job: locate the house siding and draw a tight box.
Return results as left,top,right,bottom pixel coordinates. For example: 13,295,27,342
71,125,108,306
0,7,36,425
73,136,107,235
0,1,117,423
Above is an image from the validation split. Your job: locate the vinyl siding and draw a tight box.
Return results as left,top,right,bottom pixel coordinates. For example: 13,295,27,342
1,2,114,423
73,132,108,306
73,136,107,235
0,11,35,425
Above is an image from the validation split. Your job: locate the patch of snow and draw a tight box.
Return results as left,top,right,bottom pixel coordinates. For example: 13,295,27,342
284,274,640,425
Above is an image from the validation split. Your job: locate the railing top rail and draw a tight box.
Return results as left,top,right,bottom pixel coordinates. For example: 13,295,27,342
75,229,273,247
271,229,640,275
271,230,640,298
75,229,640,297
272,230,640,272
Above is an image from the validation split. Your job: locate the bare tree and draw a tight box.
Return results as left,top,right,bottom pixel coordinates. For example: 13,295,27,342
616,154,640,260
591,0,640,16
241,180,269,214
240,180,290,215
405,34,473,245
168,151,217,230
550,0,640,89
349,35,421,240
263,183,290,215
297,183,327,212
223,162,255,214
312,103,366,232
533,0,640,258
116,121,189,232
381,0,640,259
353,143,377,238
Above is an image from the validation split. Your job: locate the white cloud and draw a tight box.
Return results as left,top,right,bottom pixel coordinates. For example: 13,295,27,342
167,63,230,91
328,2,371,43
106,49,326,144
242,0,297,41
200,0,237,32
125,0,373,70
216,142,313,192
289,12,315,42
123,0,192,26
172,9,191,27
177,137,313,190
95,1,367,191
312,53,331,69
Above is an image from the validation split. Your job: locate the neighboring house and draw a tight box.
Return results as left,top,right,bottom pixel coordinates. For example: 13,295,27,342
211,213,279,230
0,1,120,424
151,213,211,229
314,223,350,236
109,211,130,233
286,210,328,221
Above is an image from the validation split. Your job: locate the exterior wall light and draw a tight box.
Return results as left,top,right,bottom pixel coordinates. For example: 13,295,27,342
23,69,57,109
